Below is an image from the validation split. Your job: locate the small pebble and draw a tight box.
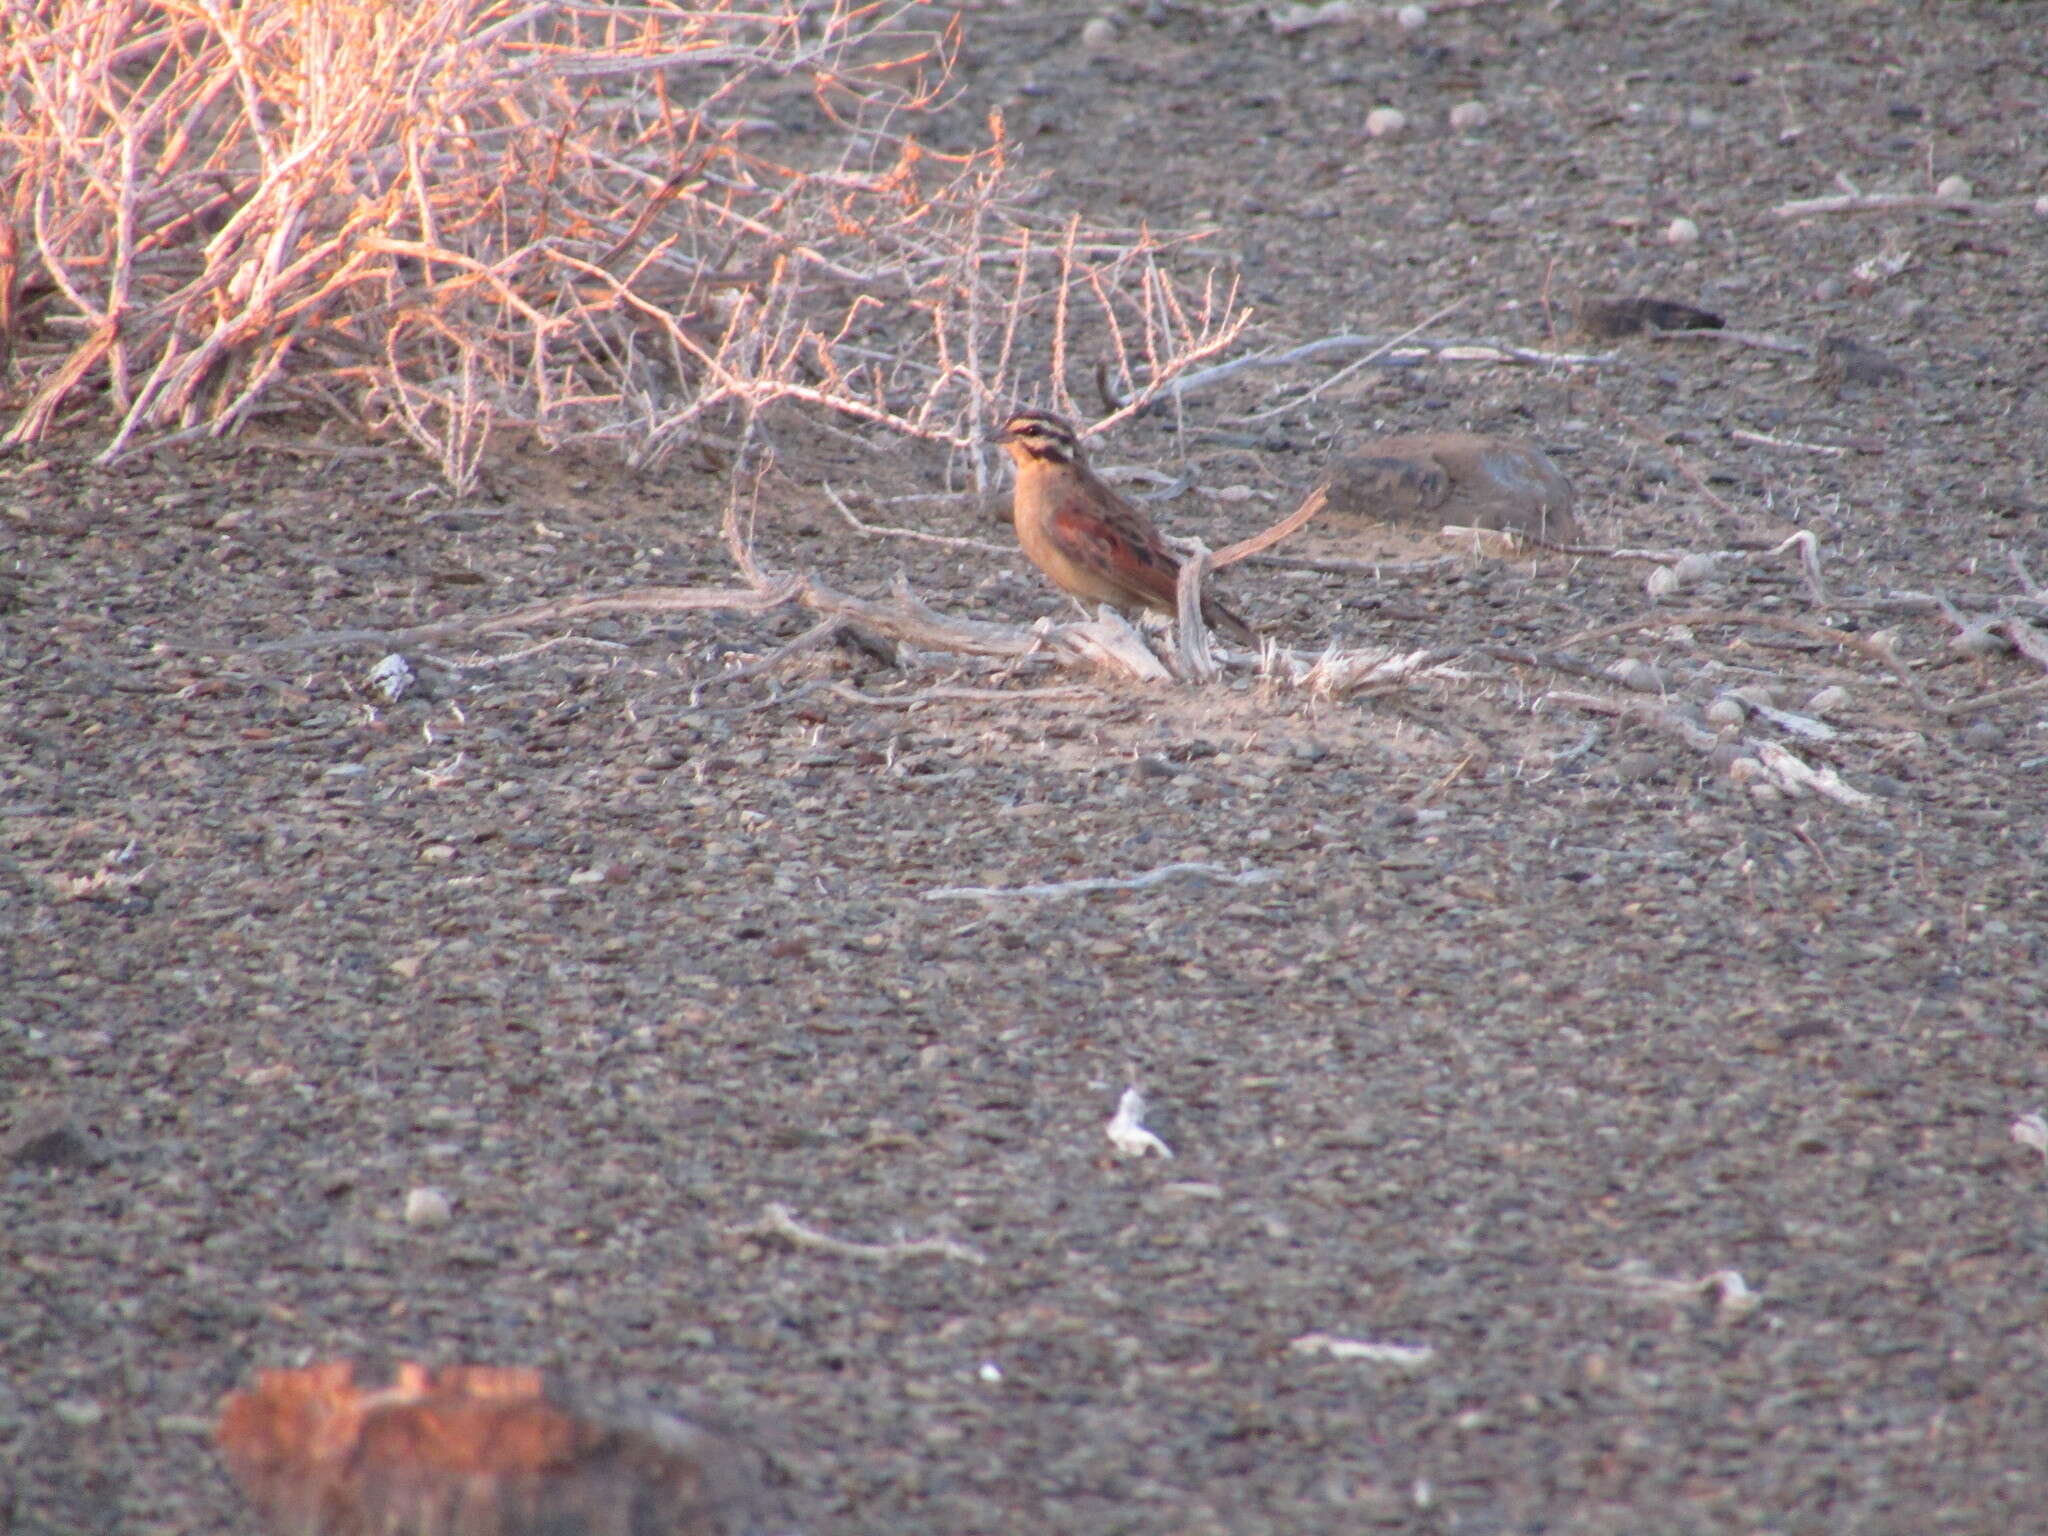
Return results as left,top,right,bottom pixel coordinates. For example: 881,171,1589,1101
1685,107,1716,131
53,1399,105,1429
2034,193,2048,218
1366,107,1408,138
404,1186,453,1228
1805,685,1848,715
1705,695,1747,729
1666,216,1701,246
1645,565,1681,598
1448,101,1489,132
1605,657,1664,693
1614,751,1663,784
1079,15,1117,49
1396,4,1428,28
1935,174,1972,200
1961,721,2005,752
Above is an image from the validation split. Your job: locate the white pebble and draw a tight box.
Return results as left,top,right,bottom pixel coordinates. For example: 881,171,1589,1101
53,1399,106,1428
1605,657,1664,693
1366,107,1408,138
1645,565,1681,598
1935,174,1972,200
2034,194,2048,218
1672,552,1722,585
1705,695,1748,729
2013,1112,2048,1158
1447,101,1489,132
1726,756,1767,785
1805,685,1848,715
1079,15,1117,49
404,1186,453,1227
1666,216,1701,246
367,653,414,704
1396,4,1428,28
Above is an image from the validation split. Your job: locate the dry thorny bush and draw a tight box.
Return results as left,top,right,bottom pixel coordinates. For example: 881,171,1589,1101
0,0,1245,489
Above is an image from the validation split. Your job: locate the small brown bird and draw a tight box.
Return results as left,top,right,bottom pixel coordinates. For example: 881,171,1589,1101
997,409,1258,644
1319,432,1580,545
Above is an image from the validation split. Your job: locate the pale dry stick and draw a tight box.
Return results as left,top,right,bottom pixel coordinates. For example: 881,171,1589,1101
2010,549,2044,601
1432,525,1654,561
1948,674,2048,719
1998,618,2048,674
1171,543,1222,682
820,481,1009,553
1772,191,2031,218
1130,332,1615,413
743,1203,986,1267
1230,301,1468,426
1585,393,1741,520
429,635,629,670
1651,329,1811,358
1086,265,1254,436
826,683,1094,709
926,863,1275,902
1213,486,1330,569
1248,552,1460,579
1730,429,1849,457
688,617,848,703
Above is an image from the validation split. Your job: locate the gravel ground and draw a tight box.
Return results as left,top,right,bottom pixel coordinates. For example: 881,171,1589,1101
5,2,2048,1533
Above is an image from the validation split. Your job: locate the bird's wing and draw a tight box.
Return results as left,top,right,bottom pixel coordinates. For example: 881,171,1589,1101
1048,494,1182,609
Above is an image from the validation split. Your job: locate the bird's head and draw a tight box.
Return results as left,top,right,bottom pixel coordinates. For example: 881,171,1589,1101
997,410,1084,468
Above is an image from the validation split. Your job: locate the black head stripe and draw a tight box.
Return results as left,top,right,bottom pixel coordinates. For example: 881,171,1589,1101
999,411,1080,462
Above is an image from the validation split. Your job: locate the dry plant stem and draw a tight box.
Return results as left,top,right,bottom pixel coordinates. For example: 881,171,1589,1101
743,1204,986,1267
1583,393,1741,520
1563,607,1943,717
1771,192,2023,218
1230,301,1468,426
1730,429,1849,456
1172,545,1221,682
926,863,1273,901
1947,674,2048,718
1248,552,1459,578
4,1,1250,487
821,482,1008,554
1214,487,1330,568
1127,332,1614,410
826,683,1095,709
1651,329,1811,358
689,617,847,701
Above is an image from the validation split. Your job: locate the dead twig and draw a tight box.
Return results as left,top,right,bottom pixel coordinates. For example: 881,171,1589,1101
741,1204,985,1266
925,863,1275,901
822,483,1008,554
1772,191,2028,218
